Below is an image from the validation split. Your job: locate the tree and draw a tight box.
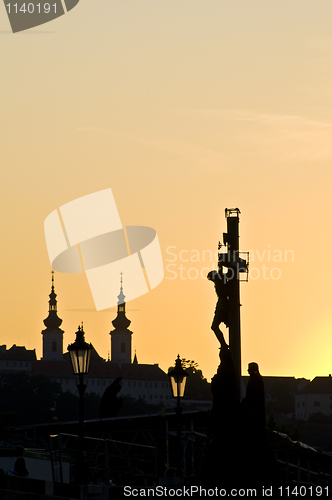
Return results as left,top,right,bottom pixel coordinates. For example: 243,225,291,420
168,359,212,401
0,372,62,425
118,395,163,417
56,391,103,422
55,391,79,422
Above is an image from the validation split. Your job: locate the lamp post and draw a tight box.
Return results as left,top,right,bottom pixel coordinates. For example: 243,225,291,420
168,355,188,476
67,325,92,485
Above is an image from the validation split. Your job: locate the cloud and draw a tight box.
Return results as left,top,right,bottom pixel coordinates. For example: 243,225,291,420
186,108,332,129
65,308,140,312
73,126,225,165
179,108,332,162
74,107,332,164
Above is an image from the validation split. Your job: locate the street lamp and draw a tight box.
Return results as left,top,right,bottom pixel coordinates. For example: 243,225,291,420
168,355,188,475
67,325,92,484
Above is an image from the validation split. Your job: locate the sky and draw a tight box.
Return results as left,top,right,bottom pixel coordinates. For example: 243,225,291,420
1,0,332,382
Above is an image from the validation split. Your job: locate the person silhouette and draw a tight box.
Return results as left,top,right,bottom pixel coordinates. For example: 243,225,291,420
242,362,265,428
8,457,30,478
207,269,229,348
99,377,122,419
240,362,268,486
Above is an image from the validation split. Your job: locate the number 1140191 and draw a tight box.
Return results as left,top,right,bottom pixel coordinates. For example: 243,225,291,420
278,485,329,497
6,3,57,14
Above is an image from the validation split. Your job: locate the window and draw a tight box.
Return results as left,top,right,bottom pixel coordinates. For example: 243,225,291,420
162,383,164,389
119,306,124,312
121,342,126,353
313,401,321,407
155,383,157,388
52,341,57,352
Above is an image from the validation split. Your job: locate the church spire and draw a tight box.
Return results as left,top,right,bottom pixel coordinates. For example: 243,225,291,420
117,272,125,305
41,271,64,361
43,271,63,329
110,274,133,364
112,274,131,330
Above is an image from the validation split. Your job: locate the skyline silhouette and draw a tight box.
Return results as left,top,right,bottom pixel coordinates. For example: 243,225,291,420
1,1,332,382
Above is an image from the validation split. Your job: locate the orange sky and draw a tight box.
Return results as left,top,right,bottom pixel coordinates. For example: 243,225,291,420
1,1,332,381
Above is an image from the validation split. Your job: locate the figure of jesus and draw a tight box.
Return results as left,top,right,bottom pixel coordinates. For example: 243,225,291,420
207,269,229,349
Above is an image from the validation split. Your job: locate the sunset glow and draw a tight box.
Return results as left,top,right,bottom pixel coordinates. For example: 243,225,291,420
1,0,332,382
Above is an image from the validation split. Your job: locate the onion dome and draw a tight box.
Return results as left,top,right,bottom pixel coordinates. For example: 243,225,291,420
111,274,131,330
43,271,63,329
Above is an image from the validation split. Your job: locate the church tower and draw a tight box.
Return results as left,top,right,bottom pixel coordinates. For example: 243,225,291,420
110,275,133,365
42,272,64,361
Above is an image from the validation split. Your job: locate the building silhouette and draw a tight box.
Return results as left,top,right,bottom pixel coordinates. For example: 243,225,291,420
41,272,64,362
109,275,133,365
1,276,318,414
0,344,36,371
0,275,171,403
295,376,332,420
